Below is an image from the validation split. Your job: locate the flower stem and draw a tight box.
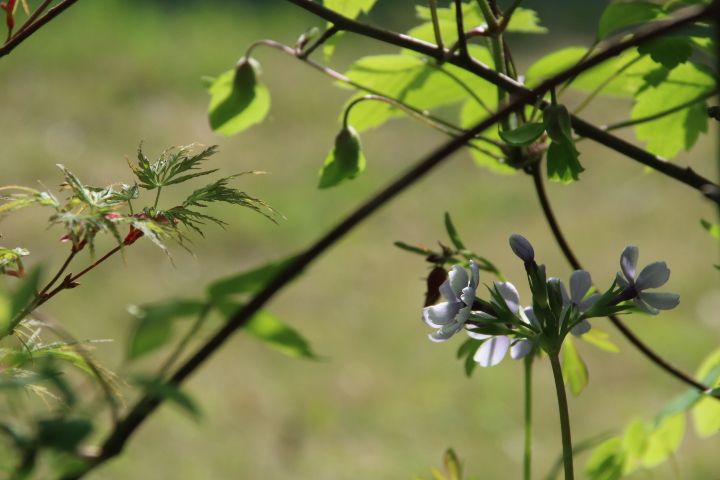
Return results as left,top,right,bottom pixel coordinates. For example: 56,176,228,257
523,355,533,480
549,353,574,480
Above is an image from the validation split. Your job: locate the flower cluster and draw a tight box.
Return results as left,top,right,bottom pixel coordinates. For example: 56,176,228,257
421,235,680,368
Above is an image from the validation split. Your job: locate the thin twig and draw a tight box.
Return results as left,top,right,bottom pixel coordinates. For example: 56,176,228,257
64,10,720,476
453,0,468,58
298,24,338,59
0,0,78,58
529,164,716,396
428,0,444,60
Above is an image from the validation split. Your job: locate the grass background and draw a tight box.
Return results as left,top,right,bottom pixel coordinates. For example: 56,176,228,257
0,0,718,478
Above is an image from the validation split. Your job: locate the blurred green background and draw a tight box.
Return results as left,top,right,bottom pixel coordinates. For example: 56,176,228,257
0,0,718,478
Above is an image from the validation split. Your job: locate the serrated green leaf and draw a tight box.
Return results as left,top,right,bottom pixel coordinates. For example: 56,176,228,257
637,36,693,70
498,122,545,146
642,413,685,468
546,141,583,184
701,219,720,240
322,0,377,60
132,376,202,420
208,59,270,136
631,62,714,159
579,328,619,353
562,337,589,396
127,300,207,360
597,1,663,39
318,126,366,188
506,8,548,34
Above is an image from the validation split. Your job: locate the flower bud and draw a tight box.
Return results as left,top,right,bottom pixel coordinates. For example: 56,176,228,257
509,234,535,262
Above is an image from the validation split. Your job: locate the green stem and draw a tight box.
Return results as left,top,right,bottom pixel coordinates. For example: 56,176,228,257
549,353,574,480
428,0,444,59
523,355,533,480
153,187,162,210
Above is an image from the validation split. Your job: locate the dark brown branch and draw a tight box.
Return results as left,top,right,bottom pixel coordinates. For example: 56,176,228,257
283,0,720,204
64,8,720,477
530,164,717,396
0,0,79,59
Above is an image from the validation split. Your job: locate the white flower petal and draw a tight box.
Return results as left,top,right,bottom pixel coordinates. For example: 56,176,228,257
620,246,639,282
509,234,535,262
422,301,462,327
448,265,469,296
570,270,592,304
579,293,601,313
468,261,480,289
495,281,520,314
635,262,670,290
615,272,629,289
555,278,570,306
428,321,464,342
570,319,591,336
439,280,457,302
474,335,510,367
639,291,680,310
466,329,491,340
460,285,476,307
510,339,533,359
633,297,659,315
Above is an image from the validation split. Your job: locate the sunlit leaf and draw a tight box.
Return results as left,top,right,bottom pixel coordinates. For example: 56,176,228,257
691,347,720,437
498,122,545,147
580,328,619,353
208,58,270,136
318,126,366,188
631,62,714,159
701,219,720,240
637,36,693,70
506,8,548,34
208,255,297,301
584,437,624,480
597,1,663,39
562,337,588,396
322,0,377,60
642,414,685,468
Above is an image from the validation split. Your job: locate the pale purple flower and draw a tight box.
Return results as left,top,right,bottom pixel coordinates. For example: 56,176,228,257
422,261,480,342
616,246,680,314
509,234,535,262
467,282,535,367
555,270,600,335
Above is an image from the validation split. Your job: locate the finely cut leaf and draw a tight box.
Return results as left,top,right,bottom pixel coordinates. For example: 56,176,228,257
207,255,297,300
208,59,270,136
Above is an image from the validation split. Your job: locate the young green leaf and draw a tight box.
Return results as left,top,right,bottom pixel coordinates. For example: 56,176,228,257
584,437,624,480
318,126,366,188
637,36,693,70
208,58,270,136
562,337,589,396
700,219,720,240
498,122,545,147
691,347,720,437
127,300,207,360
443,212,465,250
322,0,377,60
544,105,584,183
579,328,619,353
642,414,685,468
207,255,297,300
597,1,663,39
36,417,93,452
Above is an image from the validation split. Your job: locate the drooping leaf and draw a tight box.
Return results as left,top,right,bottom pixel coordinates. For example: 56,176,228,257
218,303,318,359
0,187,58,213
544,105,583,183
637,36,693,70
597,1,663,39
579,328,619,353
631,62,714,159
208,255,297,300
132,376,202,420
127,300,207,360
208,58,270,136
36,417,93,452
318,126,366,188
498,122,545,147
562,337,589,396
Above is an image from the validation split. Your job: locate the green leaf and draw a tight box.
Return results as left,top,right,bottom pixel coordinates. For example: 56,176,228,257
394,241,434,257
132,376,201,420
701,219,720,240
0,246,28,276
506,8,548,34
621,419,649,474
691,347,720,437
442,448,462,480
127,300,207,360
3,267,42,336
318,126,366,188
498,122,545,146
631,62,714,159
322,0,377,60
584,437,624,480
579,328,619,353
219,303,318,359
208,58,270,136
444,212,465,250
37,417,93,452
456,338,481,377
642,413,685,468
208,255,297,300
562,337,588,396
546,141,583,184
597,1,663,39
637,36,693,70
